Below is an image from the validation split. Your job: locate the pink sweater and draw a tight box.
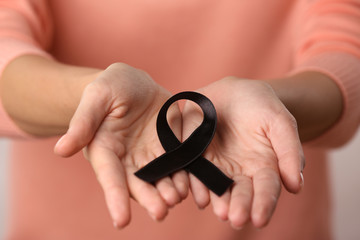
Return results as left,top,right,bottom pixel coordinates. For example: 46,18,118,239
1,0,359,239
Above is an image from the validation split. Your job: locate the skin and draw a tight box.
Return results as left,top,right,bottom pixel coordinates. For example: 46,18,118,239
183,73,342,228
1,56,189,227
0,55,343,229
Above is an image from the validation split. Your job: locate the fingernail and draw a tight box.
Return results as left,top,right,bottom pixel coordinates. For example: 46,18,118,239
55,135,65,148
217,217,227,222
149,212,158,221
198,205,207,210
231,224,243,230
300,172,304,189
113,221,120,229
301,156,306,172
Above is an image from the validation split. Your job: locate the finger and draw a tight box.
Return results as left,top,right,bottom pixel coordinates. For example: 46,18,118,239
251,168,281,228
189,174,210,209
159,100,187,203
228,176,253,229
181,100,204,135
166,101,183,141
126,165,169,221
183,100,209,208
171,170,189,200
210,188,231,221
155,176,182,207
87,145,131,229
269,113,305,193
54,83,109,157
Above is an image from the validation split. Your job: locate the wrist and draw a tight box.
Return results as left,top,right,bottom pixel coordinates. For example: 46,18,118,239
0,55,102,136
263,71,343,141
63,70,102,122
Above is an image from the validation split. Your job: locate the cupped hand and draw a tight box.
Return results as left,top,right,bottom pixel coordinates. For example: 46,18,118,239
182,77,305,229
54,63,188,228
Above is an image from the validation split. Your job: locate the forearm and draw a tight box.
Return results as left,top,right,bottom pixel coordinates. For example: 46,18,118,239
265,71,343,142
0,55,101,136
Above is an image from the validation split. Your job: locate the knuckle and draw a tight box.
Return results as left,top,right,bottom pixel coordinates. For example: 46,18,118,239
286,113,298,128
221,76,239,84
108,62,129,70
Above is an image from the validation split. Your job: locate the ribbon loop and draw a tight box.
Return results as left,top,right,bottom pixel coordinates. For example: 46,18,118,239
135,91,233,196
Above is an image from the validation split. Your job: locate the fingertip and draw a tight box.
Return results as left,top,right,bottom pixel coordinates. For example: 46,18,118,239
105,188,131,230
196,200,209,210
228,176,253,229
229,207,249,230
300,171,304,187
156,178,182,207
282,171,304,194
172,171,189,200
148,203,169,222
54,135,65,155
231,224,244,230
297,171,305,193
108,200,131,230
210,191,230,221
112,214,131,230
278,154,304,194
250,196,277,229
251,168,280,229
217,211,228,222
192,189,210,209
127,168,171,223
213,203,229,221
161,187,181,207
54,134,74,157
251,211,269,229
176,181,189,200
190,177,210,209
189,174,211,208
251,204,275,229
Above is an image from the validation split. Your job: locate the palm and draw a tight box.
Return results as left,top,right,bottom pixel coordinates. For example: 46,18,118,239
182,78,304,229
55,63,188,228
204,83,280,178
88,83,169,168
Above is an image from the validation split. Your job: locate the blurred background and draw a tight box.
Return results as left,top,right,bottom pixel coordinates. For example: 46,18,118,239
0,131,359,239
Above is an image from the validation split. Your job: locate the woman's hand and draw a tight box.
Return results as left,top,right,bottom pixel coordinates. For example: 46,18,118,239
182,77,305,229
54,63,188,228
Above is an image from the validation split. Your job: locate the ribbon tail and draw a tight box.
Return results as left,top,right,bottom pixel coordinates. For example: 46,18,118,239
185,157,233,196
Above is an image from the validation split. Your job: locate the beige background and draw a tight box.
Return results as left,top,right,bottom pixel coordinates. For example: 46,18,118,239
329,129,360,240
0,130,359,239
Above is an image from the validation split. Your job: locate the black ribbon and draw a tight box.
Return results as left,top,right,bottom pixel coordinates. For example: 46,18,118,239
135,91,233,196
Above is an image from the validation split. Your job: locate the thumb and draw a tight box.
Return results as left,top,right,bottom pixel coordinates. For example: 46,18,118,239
54,83,110,157
181,99,204,141
269,112,305,194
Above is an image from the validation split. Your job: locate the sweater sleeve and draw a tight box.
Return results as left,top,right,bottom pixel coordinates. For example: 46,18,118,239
291,0,360,148
0,0,53,138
